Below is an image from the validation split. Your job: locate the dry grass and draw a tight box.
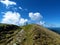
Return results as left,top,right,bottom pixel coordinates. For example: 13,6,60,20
0,24,60,45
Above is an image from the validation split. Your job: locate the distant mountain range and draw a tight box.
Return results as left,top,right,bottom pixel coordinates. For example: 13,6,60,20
48,27,60,34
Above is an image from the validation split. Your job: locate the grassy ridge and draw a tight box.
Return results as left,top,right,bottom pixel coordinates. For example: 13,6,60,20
0,24,60,45
21,24,60,45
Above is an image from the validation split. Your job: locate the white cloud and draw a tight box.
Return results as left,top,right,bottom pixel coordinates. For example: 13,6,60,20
0,0,28,26
1,11,28,26
29,12,45,26
19,7,22,10
19,18,28,26
0,0,16,6
39,21,45,25
37,21,45,26
45,23,57,27
29,12,43,21
37,21,56,27
19,7,28,11
1,11,20,25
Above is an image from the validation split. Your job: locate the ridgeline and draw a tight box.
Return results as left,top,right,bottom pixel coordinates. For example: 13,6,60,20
0,24,60,45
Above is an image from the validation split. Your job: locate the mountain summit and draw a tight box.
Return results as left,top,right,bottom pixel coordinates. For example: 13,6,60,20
0,24,60,45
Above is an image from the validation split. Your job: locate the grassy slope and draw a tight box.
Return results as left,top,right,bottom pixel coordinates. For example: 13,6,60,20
0,24,60,45
0,24,22,45
22,24,60,45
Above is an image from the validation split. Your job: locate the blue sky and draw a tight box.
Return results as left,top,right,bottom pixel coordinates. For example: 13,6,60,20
0,0,60,27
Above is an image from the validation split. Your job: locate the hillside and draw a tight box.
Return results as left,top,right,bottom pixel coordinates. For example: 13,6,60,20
0,24,60,45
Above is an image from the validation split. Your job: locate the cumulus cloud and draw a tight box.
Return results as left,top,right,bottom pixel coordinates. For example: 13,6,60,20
1,11,28,26
1,11,20,25
0,0,16,6
19,18,28,26
29,12,45,26
29,12,43,21
39,21,45,25
0,0,28,26
37,21,45,26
